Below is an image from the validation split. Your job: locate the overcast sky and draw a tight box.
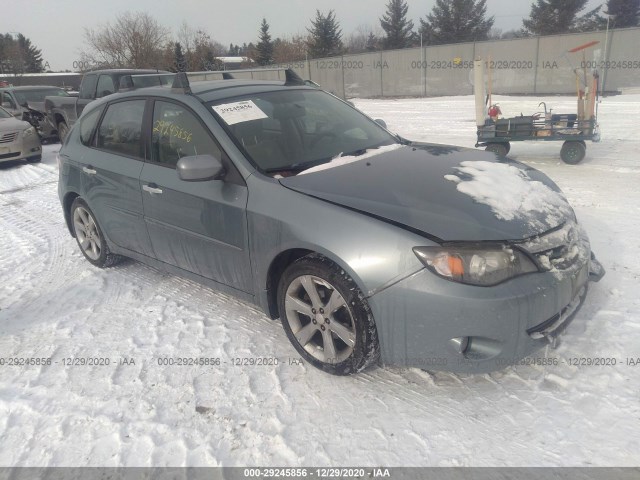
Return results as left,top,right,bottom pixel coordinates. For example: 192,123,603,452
2,0,603,71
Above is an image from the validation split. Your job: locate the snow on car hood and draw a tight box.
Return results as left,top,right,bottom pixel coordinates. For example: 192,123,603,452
279,143,574,242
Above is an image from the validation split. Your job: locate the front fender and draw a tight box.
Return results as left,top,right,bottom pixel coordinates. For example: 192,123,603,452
246,175,431,313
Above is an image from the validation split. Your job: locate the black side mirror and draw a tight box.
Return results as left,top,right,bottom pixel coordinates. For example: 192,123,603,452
177,154,225,182
375,119,387,129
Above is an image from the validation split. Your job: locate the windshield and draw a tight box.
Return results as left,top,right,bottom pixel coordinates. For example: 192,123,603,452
14,88,68,105
208,89,397,174
0,107,11,119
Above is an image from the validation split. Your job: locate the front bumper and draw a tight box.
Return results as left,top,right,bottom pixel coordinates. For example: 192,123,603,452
368,250,604,373
0,130,42,163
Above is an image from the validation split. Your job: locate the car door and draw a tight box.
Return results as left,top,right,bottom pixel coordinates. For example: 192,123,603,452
80,98,154,257
139,99,252,293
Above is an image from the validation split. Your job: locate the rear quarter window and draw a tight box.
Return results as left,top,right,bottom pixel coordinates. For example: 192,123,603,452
79,107,104,146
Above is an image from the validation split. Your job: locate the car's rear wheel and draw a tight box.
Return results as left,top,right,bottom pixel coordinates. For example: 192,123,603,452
277,254,379,375
71,198,123,268
57,121,69,143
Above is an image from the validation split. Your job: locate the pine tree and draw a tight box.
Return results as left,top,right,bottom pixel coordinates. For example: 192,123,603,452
366,32,379,51
606,0,640,27
307,10,343,58
573,6,608,32
173,42,187,72
522,0,589,35
420,0,494,45
256,18,274,66
380,0,415,49
17,34,43,73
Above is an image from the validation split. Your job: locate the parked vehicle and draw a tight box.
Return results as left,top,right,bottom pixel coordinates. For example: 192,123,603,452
0,106,42,163
45,69,171,142
57,70,604,375
0,85,69,141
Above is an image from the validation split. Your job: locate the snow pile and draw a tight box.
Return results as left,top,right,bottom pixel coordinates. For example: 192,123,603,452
446,160,573,234
299,143,403,175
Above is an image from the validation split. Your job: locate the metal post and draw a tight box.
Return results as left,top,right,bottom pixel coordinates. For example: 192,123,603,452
423,44,428,97
602,17,614,94
380,51,384,97
533,36,540,95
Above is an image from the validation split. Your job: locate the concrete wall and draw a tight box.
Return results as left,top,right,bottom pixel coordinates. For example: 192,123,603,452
4,27,639,98
278,27,640,98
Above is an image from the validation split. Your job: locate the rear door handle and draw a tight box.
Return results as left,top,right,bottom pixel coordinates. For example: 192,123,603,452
82,166,96,175
142,183,163,195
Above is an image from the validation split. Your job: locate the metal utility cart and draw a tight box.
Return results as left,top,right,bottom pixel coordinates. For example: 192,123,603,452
473,42,601,164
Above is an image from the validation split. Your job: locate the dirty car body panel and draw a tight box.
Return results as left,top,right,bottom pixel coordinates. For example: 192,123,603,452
57,77,604,374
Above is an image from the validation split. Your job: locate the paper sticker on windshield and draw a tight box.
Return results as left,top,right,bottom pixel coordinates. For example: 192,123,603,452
212,100,268,125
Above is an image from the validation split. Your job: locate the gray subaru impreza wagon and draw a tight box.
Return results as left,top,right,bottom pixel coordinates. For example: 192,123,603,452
57,70,604,375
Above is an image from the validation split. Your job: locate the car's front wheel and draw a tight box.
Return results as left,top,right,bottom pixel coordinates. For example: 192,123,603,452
57,121,69,143
71,197,123,268
277,254,379,375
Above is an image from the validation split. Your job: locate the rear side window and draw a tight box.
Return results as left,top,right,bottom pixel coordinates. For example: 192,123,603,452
79,75,97,100
151,100,222,167
79,107,103,146
97,100,146,159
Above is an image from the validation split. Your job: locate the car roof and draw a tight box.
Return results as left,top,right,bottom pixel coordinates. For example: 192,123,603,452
110,79,313,103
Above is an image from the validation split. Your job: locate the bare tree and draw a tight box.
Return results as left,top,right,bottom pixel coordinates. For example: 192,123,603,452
83,11,170,68
346,24,383,54
273,35,308,63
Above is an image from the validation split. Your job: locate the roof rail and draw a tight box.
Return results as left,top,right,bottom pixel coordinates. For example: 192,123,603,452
171,72,192,94
207,67,305,86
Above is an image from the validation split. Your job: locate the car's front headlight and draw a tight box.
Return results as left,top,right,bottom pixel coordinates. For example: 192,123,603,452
23,126,36,137
413,245,539,286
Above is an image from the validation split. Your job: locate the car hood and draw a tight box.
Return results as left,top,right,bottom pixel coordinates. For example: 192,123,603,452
0,116,30,132
26,101,46,114
279,143,574,242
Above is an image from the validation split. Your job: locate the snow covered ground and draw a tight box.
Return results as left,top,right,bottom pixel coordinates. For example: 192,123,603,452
0,94,639,467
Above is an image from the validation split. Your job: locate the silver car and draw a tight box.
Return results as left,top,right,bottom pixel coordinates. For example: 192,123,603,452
57,72,604,375
0,106,42,164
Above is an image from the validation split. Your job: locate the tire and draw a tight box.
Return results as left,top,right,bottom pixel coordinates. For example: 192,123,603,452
560,141,586,164
26,155,42,163
485,143,509,156
70,197,123,268
277,254,380,375
57,121,69,143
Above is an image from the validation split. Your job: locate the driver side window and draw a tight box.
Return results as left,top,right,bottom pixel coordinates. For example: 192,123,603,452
151,101,222,168
96,75,116,98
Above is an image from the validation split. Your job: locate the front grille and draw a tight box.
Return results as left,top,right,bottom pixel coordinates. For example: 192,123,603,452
527,286,587,338
519,221,583,271
0,151,20,159
0,131,19,144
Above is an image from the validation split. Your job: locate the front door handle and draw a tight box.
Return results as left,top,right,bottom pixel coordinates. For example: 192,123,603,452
142,183,163,195
82,166,96,175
